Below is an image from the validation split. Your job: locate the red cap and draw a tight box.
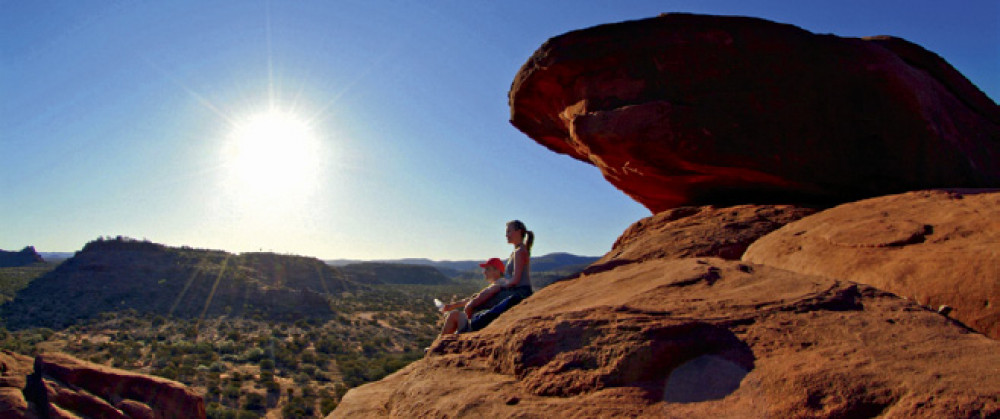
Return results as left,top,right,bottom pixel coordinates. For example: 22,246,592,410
479,258,505,272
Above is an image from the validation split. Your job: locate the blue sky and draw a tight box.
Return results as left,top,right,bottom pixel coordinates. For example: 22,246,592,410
2,1,997,260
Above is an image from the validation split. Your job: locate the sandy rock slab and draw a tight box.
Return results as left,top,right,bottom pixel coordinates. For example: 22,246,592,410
0,351,205,418
331,258,1000,418
587,204,816,273
744,189,1000,340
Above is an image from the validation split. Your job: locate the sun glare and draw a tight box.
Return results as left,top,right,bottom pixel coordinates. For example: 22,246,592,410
224,108,321,196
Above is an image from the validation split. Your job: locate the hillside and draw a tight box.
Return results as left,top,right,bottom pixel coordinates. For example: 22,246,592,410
340,262,452,285
0,263,57,304
1,237,366,330
0,237,476,417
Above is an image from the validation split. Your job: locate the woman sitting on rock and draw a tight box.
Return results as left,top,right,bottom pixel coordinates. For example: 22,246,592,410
439,220,535,334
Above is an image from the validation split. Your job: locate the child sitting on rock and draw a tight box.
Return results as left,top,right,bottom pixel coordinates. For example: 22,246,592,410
438,257,527,334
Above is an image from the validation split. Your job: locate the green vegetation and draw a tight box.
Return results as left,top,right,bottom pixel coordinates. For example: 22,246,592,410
0,279,482,418
0,263,57,303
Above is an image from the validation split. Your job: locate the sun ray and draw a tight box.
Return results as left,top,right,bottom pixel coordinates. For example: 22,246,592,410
169,261,207,318
198,255,231,333
315,263,330,296
140,56,237,126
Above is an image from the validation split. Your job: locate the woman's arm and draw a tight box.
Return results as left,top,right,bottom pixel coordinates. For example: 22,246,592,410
441,299,469,312
464,283,503,317
508,247,528,287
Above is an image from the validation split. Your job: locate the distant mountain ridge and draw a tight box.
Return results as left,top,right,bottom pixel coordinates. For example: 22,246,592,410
1,237,366,330
327,252,599,276
340,262,453,286
38,252,74,262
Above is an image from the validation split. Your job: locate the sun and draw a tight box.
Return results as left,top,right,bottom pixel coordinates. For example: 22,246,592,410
224,108,321,197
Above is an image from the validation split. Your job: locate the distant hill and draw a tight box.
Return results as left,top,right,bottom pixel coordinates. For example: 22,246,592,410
340,262,452,285
327,252,599,278
0,246,44,267
38,252,75,263
327,258,481,272
1,237,366,330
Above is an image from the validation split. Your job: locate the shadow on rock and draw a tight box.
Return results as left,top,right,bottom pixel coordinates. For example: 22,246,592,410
663,354,750,403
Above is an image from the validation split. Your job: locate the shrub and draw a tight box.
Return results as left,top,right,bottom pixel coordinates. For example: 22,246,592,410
242,393,266,412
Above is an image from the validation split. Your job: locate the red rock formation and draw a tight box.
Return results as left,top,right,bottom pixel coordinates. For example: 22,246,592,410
331,13,1000,418
587,204,816,273
744,189,1000,339
509,14,1000,212
0,351,205,419
0,351,36,418
331,207,1000,418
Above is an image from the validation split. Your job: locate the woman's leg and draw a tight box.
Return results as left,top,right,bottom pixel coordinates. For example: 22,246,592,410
440,309,467,334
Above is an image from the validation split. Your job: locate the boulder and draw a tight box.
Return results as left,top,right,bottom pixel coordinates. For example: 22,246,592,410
0,351,205,418
509,14,1000,212
332,257,1000,417
0,351,36,418
744,189,1000,339
586,204,816,274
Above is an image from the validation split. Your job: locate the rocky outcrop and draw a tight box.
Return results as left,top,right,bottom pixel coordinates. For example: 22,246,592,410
586,204,816,274
331,206,1000,418
0,351,205,418
744,189,1000,339
0,247,44,268
331,13,1000,418
509,13,1000,212
0,351,35,418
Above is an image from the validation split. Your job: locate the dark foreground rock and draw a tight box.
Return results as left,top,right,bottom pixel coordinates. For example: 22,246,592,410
745,189,1000,340
509,13,1000,212
0,351,205,418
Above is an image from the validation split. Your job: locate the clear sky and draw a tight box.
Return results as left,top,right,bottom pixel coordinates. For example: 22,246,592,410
2,1,998,261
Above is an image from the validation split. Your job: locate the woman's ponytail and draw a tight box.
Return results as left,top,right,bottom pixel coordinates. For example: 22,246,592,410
507,219,534,255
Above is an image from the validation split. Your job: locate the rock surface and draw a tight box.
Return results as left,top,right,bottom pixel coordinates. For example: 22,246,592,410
0,351,205,418
509,13,1000,212
744,189,1000,340
0,351,35,418
586,204,816,274
331,207,1000,418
